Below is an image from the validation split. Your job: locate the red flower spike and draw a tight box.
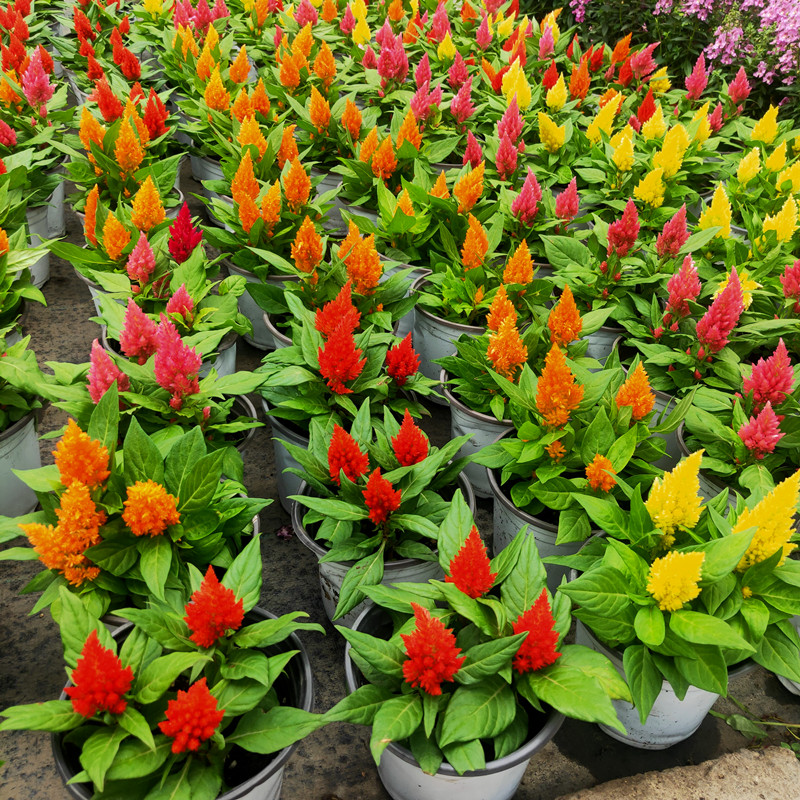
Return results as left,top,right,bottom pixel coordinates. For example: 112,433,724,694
401,603,465,695
656,205,689,259
315,280,360,340
166,283,194,322
637,88,656,123
65,630,133,717
445,526,497,598
143,88,169,139
328,424,369,485
555,179,579,223
88,339,130,403
168,203,203,264
542,59,559,90
386,333,420,387
696,268,744,354
158,677,225,754
184,565,244,648
607,199,640,257
743,339,793,412
391,410,428,466
511,589,561,673
738,402,784,460
362,468,401,525
318,324,366,394
92,77,122,122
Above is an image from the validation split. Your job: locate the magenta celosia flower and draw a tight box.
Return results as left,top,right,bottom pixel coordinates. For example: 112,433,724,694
415,53,431,87
708,103,724,133
462,130,483,168
555,179,579,223
173,0,191,28
22,48,53,116
476,13,492,49
377,33,408,87
538,24,554,59
166,283,195,322
738,402,784,460
411,82,431,121
193,0,213,31
211,0,229,20
743,339,793,411
663,255,701,326
607,199,640,257
428,0,451,43
376,19,394,48
695,267,744,354
780,260,800,312
294,0,318,26
126,232,156,286
88,339,130,403
656,205,689,259
630,42,659,81
496,134,518,181
0,120,17,146
340,4,355,34
728,67,751,106
512,169,542,225
497,97,523,149
450,78,475,126
448,52,469,90
362,47,378,69
119,300,158,365
154,315,202,410
168,203,203,264
685,54,708,100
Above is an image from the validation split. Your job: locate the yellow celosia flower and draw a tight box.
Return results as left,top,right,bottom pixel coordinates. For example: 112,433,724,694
650,66,671,94
737,147,761,185
691,102,711,144
541,11,560,42
612,131,634,172
645,450,704,542
641,104,666,140
351,0,366,17
546,75,566,111
501,63,531,109
586,93,621,145
205,24,220,50
698,184,732,239
647,550,705,612
765,140,787,172
751,105,779,145
634,167,665,208
735,471,800,571
762,195,798,242
437,32,456,60
794,135,800,154
538,111,564,153
714,269,760,310
496,12,515,38
776,162,800,194
143,0,163,15
653,124,689,179
352,15,371,44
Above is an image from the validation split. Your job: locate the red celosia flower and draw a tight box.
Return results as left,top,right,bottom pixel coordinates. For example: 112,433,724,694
328,423,369,485
512,589,561,673
662,255,701,327
743,340,793,411
656,205,689,259
143,88,169,139
88,339,129,403
318,324,365,394
569,58,590,101
120,299,158,364
391,410,428,466
92,77,123,122
168,203,203,264
708,103,724,133
728,67,751,106
555,178,579,222
401,603,465,695
386,333,420,387
445,526,497,598
462,130,483,169
184,565,244,648
154,315,202,409
158,677,224,754
738,402,784,460
607,199,639,257
315,281,360,339
630,42,659,81
65,630,133,717
362,468,401,525
498,97,523,147
166,284,194,322
695,268,744,354
542,59,558,90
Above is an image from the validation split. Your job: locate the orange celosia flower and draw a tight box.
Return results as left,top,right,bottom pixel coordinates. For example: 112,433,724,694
251,79,271,117
388,0,404,22
261,180,282,231
396,189,414,217
454,161,485,214
430,171,450,199
79,107,105,155
130,176,165,232
229,46,250,83
278,124,299,169
337,220,362,261
231,87,253,122
341,99,362,142
569,58,590,102
461,0,478,22
84,184,100,247
231,151,259,204
487,316,528,380
0,228,7,257
460,214,489,270
345,234,383,294
255,0,269,27
321,0,337,22
196,45,215,82
586,453,616,492
291,216,323,274
615,362,655,421
482,58,497,87
359,126,379,164
487,284,516,331
177,26,199,58
0,74,21,106
536,344,584,428
204,66,230,111
123,479,180,537
279,52,301,90
396,110,422,151
53,419,110,488
599,87,620,108
238,194,260,234
124,99,150,147
610,33,632,64
404,16,419,44
284,158,311,212
238,115,268,158
293,24,314,60
309,86,331,133
314,41,337,89
546,440,566,461
103,212,131,261
372,137,397,181
503,239,533,284
548,285,582,347
114,117,144,175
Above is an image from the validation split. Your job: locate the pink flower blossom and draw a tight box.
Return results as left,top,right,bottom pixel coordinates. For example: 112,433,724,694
656,205,689,259
88,339,130,403
376,19,394,48
538,24,554,59
166,283,195,322
428,1,451,43
340,5,355,34
192,0,213,32
415,53,431,87
476,14,492,50
743,340,793,411
463,130,483,168
154,315,202,410
119,300,158,365
496,134,518,181
168,203,203,264
0,120,16,146
377,33,408,86
22,48,53,116
126,233,156,286
663,254,701,324
728,67,751,106
512,169,542,225
695,267,743,354
630,42,659,81
362,46,378,70
450,77,475,126
211,0,229,20
708,102,724,132
685,54,708,100
294,0,318,26
555,179,579,223
273,26,283,49
738,402,784,459
607,199,640,257
780,260,800,312
497,97,523,148
448,52,469,90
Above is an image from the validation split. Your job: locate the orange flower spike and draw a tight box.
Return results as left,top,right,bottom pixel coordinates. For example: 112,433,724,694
569,58,590,103
0,74,21,106
388,0,404,21
0,228,8,257
536,344,584,428
454,161,485,214
255,0,269,27
231,150,259,204
53,418,110,489
130,176,166,232
611,33,632,64
123,480,181,537
204,65,230,111
460,0,478,22
251,79,271,117
503,239,534,285
345,234,383,294
114,117,144,175
291,216,323,274
615,362,655,421
238,194,260,233
123,99,150,148
487,316,528,381
309,86,331,133
321,0,337,22
103,212,131,261
397,189,414,217
284,158,311,212
260,180,282,230
372,137,397,181
460,214,489,271
83,184,100,247
338,220,362,260
359,127,379,164
586,453,617,492
238,115,268,158
341,99,362,142
403,16,419,44
430,170,450,199
231,87,253,122
279,52,301,91
396,110,422,151
278,124,299,169
195,44,215,82
548,285,583,347
546,440,566,462
180,26,199,58
293,24,314,60
486,284,516,331
314,41,337,89
79,107,106,155
229,46,250,84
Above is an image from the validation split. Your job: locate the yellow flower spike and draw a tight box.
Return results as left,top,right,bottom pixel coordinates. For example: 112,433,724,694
130,175,165,232
762,195,798,243
765,140,787,172
352,15,371,45
794,135,800,154
751,105,780,145
698,184,732,239
691,102,711,144
735,471,800,572
653,124,689,179
205,24,220,50
645,451,704,540
143,0,163,15
496,12,515,38
737,147,761,185
538,111,565,153
647,551,705,611
776,162,800,194
713,269,760,310
437,32,456,61
351,0,367,18
641,104,666,140
396,189,414,217
634,167,665,208
545,74,566,111
586,93,621,145
650,66,671,94
612,131,635,172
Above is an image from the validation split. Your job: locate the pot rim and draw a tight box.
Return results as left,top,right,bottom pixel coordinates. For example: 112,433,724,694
411,276,486,334
232,394,258,455
222,259,301,285
0,408,37,442
263,312,291,348
439,368,513,426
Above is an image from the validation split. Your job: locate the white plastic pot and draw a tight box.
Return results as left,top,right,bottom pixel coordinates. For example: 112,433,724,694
0,412,41,517
26,201,50,288
47,165,66,238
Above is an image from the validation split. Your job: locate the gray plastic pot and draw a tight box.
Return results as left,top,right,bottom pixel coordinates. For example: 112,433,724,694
263,398,308,513
0,411,41,517
676,422,737,506
26,199,51,288
585,324,624,365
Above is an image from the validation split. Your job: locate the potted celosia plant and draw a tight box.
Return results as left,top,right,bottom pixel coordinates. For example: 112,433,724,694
326,495,630,796
1,386,269,616
287,402,473,624
0,225,47,332
558,453,800,748
0,538,324,798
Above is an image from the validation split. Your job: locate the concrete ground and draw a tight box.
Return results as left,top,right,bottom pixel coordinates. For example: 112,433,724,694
2,165,800,799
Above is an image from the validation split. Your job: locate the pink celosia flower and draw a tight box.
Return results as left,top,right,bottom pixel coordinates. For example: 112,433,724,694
22,48,53,116
193,0,213,31
728,67,751,107
168,203,203,264
173,0,192,28
512,169,542,225
555,179,579,223
0,120,16,146
538,24,554,59
476,14,492,50
88,339,130,403
780,260,800,312
273,26,283,49
708,103,724,133
362,47,378,69
685,54,708,101
448,52,468,91
496,134,518,181
663,255,701,327
211,0,229,19
166,283,195,322
411,82,432,122
743,340,793,411
607,199,640,257
340,5,355,34
695,267,743,354
428,0,450,43
738,402,784,460
377,33,408,87
294,0,318,26
450,77,475,126
656,205,689,259
415,53,431,87
126,232,156,286
498,97,523,149
463,130,483,167
154,315,202,410
376,19,394,48
119,299,159,365
630,42,659,81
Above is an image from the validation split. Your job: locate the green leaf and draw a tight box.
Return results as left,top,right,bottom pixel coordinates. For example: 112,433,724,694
572,494,627,538
229,706,326,753
122,417,164,486
634,606,665,647
176,450,225,513
455,634,528,685
293,495,369,521
500,532,547,620
325,685,394,725
221,534,262,612
369,695,422,765
694,528,756,583
231,612,324,648
80,726,128,792
623,645,663,724
0,700,84,732
755,627,800,684
669,611,754,652
675,646,728,694
134,653,210,704
138,536,172,602
334,546,386,620
105,737,171,781
442,739,485,774
436,489,474,572
117,706,155,750
164,428,207,498
336,625,406,682
87,383,120,454
210,677,269,716
439,677,516,747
